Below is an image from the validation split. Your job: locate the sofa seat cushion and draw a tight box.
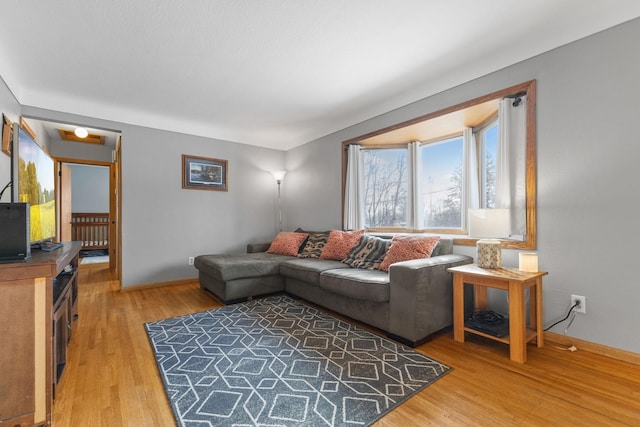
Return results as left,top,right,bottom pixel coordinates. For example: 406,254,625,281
194,253,294,282
280,258,349,285
319,269,390,303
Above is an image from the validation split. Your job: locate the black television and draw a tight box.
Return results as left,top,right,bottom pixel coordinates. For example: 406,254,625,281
11,123,57,246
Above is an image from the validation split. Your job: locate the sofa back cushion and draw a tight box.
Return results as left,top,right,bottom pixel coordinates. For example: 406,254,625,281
319,229,364,260
342,235,391,270
379,235,440,271
266,232,309,256
298,231,330,258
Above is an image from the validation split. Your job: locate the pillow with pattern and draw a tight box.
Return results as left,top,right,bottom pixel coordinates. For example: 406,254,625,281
319,229,365,260
298,231,330,258
379,235,440,272
266,232,309,256
342,235,392,270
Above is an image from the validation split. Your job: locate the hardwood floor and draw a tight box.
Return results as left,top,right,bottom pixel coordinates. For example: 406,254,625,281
53,264,640,426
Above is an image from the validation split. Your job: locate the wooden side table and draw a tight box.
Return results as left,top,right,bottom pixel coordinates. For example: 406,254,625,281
448,264,548,363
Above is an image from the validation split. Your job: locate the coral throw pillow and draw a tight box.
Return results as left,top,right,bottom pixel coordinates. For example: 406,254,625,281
266,232,309,256
379,235,440,272
319,229,365,260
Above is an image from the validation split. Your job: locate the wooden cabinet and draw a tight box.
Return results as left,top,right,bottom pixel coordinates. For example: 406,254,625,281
0,242,80,427
52,286,70,390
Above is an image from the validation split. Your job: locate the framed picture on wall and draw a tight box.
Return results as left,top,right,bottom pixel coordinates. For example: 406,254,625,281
182,154,228,191
2,114,12,156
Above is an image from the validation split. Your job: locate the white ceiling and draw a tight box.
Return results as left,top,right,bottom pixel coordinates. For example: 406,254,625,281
1,1,639,151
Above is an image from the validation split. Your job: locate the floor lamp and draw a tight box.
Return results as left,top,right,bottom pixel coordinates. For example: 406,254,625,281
272,170,287,232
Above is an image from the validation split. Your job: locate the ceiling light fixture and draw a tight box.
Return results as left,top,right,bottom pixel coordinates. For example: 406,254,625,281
74,127,89,138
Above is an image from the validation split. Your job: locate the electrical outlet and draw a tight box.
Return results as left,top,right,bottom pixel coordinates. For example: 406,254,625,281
571,294,586,314
188,256,195,266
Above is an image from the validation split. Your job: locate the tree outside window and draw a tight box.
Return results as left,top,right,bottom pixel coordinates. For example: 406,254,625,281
363,149,407,228
421,136,464,229
480,121,498,208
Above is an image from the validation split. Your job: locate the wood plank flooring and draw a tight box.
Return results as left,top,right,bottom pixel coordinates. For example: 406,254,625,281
53,264,640,426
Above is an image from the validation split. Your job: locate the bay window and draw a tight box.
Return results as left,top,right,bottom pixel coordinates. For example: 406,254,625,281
360,133,476,233
343,80,536,249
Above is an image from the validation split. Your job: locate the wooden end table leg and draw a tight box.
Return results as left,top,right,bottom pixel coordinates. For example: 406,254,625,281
528,287,536,329
452,273,465,342
475,286,488,311
535,278,544,347
508,280,526,363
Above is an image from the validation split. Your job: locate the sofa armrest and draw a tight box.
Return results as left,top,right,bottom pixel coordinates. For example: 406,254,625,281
387,254,473,345
247,242,272,253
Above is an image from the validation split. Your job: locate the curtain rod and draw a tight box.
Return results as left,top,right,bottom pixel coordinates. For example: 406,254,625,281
504,91,527,107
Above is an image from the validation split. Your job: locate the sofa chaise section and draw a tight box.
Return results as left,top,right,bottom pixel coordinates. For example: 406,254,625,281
194,252,293,303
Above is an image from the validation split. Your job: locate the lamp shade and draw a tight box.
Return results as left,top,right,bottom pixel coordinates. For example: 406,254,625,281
468,208,511,238
272,170,287,182
519,252,538,272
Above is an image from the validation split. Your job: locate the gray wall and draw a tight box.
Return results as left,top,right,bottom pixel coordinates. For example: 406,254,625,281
67,164,110,212
120,125,285,286
286,19,640,354
50,138,114,163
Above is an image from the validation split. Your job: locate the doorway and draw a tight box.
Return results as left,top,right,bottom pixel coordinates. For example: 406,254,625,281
57,157,119,275
64,163,110,264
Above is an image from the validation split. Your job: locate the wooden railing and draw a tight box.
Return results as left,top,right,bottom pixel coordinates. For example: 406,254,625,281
71,213,109,250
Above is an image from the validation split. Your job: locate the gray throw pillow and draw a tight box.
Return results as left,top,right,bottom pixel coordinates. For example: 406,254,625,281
298,231,330,258
342,235,391,270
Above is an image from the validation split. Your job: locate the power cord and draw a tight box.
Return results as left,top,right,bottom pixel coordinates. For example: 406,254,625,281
0,181,11,200
544,300,580,352
544,301,579,331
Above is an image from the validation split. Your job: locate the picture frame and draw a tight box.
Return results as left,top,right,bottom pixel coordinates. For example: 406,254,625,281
2,114,12,156
182,154,228,191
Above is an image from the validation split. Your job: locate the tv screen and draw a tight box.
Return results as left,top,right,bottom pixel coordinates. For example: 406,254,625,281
11,123,57,244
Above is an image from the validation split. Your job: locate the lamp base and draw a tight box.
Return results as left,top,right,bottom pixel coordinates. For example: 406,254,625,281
476,239,502,269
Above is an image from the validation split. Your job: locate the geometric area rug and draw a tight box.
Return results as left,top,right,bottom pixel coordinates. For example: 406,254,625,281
145,295,452,427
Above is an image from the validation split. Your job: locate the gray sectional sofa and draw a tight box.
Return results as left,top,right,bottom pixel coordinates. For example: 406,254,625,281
194,238,473,346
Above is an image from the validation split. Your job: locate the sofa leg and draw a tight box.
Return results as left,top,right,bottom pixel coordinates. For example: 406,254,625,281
386,333,433,348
